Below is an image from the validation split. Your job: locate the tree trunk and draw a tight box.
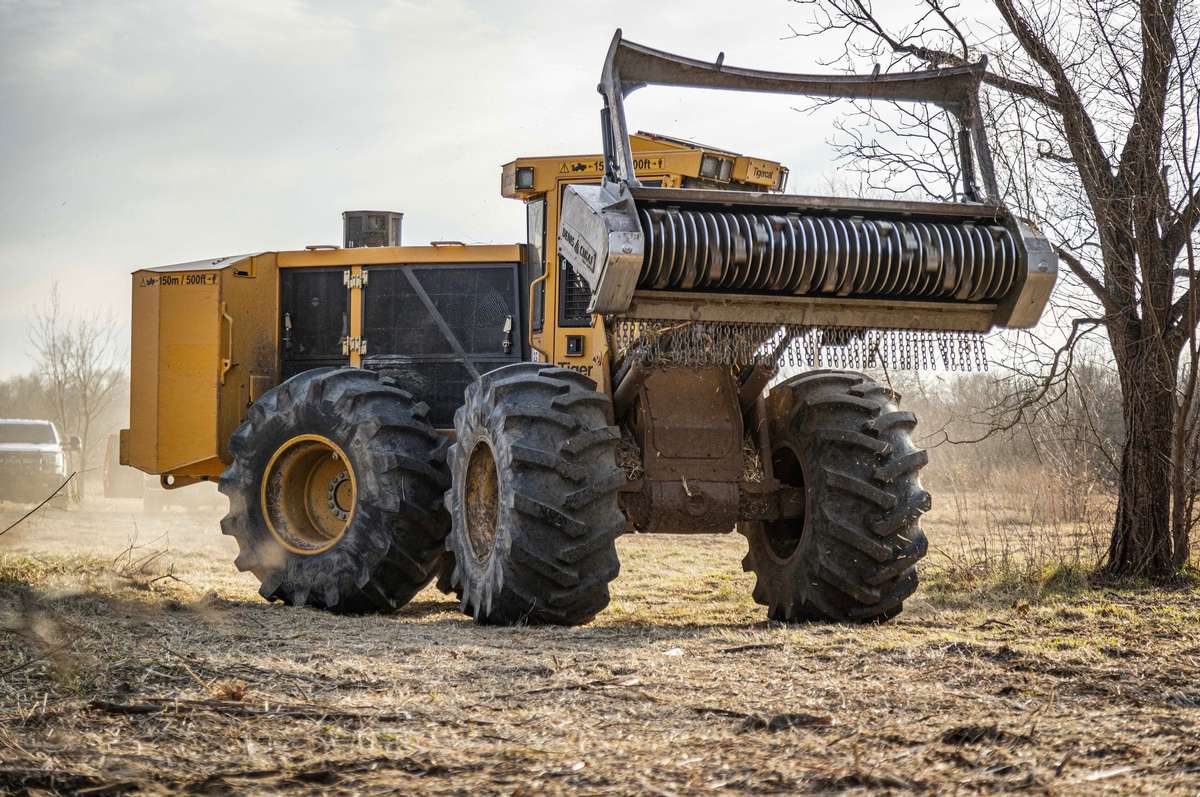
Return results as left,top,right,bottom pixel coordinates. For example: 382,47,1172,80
1105,339,1179,579
1170,384,1194,570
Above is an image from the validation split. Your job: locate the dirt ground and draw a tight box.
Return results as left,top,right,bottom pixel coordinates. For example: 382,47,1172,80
1,496,1199,796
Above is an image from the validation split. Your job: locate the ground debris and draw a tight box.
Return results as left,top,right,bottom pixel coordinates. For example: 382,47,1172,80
940,723,1034,746
88,697,423,724
2,502,1199,795
182,755,474,792
690,704,833,733
0,767,138,795
739,712,833,733
805,769,915,792
719,642,785,654
208,678,248,701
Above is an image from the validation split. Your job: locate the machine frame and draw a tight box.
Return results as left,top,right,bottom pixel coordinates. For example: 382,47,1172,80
120,30,1057,625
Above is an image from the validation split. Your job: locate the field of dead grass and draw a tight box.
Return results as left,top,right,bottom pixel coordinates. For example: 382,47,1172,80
1,493,1198,795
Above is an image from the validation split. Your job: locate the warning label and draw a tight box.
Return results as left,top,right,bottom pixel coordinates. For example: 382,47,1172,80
139,273,218,288
560,159,603,175
557,157,665,175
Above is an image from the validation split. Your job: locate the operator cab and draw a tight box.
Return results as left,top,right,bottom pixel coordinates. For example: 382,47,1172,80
500,132,788,389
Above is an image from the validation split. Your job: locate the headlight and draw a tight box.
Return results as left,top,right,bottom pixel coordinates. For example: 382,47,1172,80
700,154,733,182
41,452,63,471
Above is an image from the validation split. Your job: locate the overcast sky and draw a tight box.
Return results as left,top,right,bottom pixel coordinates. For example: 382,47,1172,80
0,0,944,376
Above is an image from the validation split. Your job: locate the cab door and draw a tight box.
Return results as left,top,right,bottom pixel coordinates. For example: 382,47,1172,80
279,268,349,380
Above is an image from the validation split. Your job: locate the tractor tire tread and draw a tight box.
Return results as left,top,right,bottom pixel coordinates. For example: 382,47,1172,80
740,369,929,623
446,364,622,626
218,368,451,614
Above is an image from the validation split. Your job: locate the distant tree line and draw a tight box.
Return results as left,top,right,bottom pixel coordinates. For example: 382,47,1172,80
2,283,126,499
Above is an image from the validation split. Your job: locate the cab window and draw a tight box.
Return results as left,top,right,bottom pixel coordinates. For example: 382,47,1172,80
526,198,546,331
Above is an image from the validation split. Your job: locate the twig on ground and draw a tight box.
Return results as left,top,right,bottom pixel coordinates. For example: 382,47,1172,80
719,642,786,654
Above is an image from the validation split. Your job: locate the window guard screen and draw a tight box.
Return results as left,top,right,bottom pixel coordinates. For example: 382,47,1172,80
362,263,521,425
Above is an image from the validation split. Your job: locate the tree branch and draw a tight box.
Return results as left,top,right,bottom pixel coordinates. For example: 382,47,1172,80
1162,189,1200,262
828,1,1065,108
1115,0,1177,188
991,0,1119,205
1055,244,1122,318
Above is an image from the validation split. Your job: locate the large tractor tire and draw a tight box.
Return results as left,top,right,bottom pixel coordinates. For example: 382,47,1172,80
740,370,929,623
445,364,624,625
219,368,450,613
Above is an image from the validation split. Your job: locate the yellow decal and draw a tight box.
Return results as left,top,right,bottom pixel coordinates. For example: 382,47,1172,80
560,159,604,175
557,157,662,175
140,273,218,288
743,158,779,185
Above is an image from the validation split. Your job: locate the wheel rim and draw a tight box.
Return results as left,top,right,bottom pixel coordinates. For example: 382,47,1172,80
464,439,499,562
763,445,808,564
261,434,356,555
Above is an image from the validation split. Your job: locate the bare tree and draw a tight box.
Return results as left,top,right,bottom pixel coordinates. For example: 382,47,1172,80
28,281,123,499
793,0,1200,578
30,284,72,443
67,313,122,488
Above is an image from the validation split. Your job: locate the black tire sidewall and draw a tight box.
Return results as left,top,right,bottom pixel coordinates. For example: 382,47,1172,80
220,368,450,612
233,396,393,599
446,393,516,617
742,370,928,622
743,440,822,617
446,363,623,625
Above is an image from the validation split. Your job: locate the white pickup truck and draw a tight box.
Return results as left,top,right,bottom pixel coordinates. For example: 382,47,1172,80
0,419,79,503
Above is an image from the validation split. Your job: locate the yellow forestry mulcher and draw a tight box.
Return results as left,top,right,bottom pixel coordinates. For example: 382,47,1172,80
121,32,1055,624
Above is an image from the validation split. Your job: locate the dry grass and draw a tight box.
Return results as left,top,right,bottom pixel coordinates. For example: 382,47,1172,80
0,494,1198,795
918,466,1116,602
